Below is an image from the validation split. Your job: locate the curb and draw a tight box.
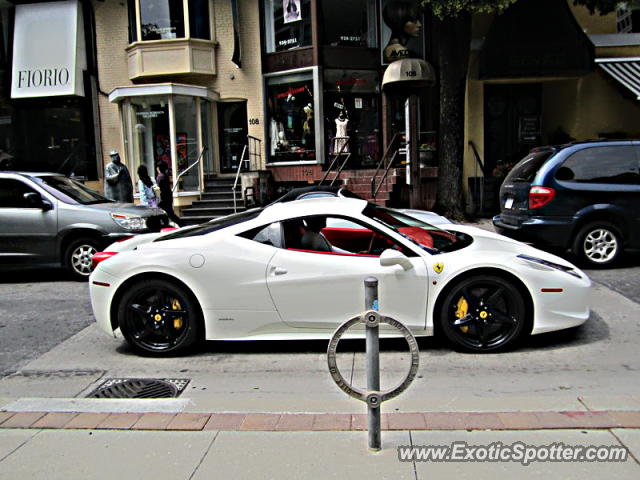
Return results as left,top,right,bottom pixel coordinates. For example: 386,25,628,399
1,410,639,432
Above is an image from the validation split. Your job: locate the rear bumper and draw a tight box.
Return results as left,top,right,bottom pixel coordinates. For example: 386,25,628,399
493,215,575,249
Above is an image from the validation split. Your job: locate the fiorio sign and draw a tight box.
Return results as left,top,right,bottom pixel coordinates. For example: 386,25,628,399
11,0,87,99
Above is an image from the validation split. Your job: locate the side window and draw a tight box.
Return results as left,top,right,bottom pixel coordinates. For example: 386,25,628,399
239,222,283,248
0,179,38,208
282,215,411,256
559,146,640,184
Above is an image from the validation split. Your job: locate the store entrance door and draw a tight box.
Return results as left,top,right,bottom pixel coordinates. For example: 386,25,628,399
217,101,248,173
484,83,542,175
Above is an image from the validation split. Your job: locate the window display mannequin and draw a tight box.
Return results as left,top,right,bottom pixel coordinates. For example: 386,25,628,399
334,111,349,154
382,1,422,63
303,103,313,144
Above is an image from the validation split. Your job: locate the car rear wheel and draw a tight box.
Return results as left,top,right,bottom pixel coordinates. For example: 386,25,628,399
117,279,201,355
438,275,527,352
64,237,101,281
572,221,622,268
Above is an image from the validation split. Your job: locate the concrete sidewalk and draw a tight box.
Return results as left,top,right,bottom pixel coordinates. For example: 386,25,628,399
1,405,640,479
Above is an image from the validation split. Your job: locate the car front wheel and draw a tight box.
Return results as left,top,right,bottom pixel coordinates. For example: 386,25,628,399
64,237,101,281
117,279,201,355
438,275,527,352
572,221,622,268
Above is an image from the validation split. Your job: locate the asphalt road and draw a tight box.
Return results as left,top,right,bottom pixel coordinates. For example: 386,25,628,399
0,252,638,381
0,267,94,375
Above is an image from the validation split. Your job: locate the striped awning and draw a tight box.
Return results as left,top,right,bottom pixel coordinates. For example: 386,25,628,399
596,57,640,100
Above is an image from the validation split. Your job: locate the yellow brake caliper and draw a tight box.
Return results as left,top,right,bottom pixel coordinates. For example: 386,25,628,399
172,299,183,330
455,297,469,334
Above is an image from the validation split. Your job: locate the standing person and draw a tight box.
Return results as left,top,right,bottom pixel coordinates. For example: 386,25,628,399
155,162,183,227
137,164,157,208
104,150,134,202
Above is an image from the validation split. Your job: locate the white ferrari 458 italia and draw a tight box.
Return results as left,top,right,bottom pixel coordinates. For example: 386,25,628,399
89,196,591,355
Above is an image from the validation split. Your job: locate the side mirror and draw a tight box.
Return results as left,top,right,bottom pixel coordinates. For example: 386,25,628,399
23,192,53,211
379,248,414,271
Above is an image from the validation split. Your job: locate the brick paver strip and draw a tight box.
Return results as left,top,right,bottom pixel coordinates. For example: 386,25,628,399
204,413,246,431
0,411,15,426
312,413,351,431
132,413,177,431
167,413,211,431
275,414,315,431
0,412,46,429
96,413,142,430
32,412,78,429
609,411,640,428
240,413,281,431
388,412,427,430
64,413,110,429
497,412,543,430
2,410,640,431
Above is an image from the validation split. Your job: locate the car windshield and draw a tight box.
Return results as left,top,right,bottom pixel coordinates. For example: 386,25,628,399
155,208,264,241
34,175,112,205
363,204,460,253
504,150,554,184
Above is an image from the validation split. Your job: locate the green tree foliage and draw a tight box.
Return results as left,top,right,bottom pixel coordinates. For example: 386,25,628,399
422,0,517,18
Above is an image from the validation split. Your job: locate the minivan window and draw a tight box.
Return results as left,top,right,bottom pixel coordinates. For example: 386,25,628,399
504,151,554,184
0,179,38,208
559,146,640,184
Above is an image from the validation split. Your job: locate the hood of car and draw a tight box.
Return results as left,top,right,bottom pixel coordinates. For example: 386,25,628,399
83,202,162,218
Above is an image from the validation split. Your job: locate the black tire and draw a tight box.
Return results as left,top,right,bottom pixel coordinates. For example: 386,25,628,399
572,221,622,268
438,274,527,353
117,279,201,355
64,237,102,281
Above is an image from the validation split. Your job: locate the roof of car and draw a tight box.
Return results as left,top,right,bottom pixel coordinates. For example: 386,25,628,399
258,196,369,223
0,171,61,177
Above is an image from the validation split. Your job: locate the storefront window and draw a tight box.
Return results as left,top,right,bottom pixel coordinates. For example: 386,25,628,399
266,73,316,163
130,0,211,42
320,0,376,47
129,96,171,182
264,0,312,53
323,70,380,168
174,95,200,191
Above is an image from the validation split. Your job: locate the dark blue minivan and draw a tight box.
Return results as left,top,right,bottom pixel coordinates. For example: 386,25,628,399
493,140,640,267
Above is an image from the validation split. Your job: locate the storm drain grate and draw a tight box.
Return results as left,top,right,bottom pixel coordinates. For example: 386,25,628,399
87,378,190,399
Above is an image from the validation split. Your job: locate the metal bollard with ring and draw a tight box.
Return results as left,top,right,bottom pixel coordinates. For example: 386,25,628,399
327,277,420,451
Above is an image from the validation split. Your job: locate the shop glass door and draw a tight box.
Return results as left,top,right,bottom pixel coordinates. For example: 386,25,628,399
218,101,248,173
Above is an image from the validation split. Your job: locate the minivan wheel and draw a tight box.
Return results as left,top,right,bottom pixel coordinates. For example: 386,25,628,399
64,237,101,281
572,221,622,268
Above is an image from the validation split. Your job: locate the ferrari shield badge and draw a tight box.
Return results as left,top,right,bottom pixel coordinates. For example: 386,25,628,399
433,262,444,274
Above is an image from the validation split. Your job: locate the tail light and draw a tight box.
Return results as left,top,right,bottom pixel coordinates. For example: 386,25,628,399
91,251,118,269
529,186,555,209
115,236,134,243
161,227,178,233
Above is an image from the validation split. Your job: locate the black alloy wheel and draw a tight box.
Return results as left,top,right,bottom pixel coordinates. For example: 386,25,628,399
439,275,527,352
117,279,201,355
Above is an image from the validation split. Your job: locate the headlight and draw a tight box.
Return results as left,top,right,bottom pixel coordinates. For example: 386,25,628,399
517,254,582,279
111,213,147,231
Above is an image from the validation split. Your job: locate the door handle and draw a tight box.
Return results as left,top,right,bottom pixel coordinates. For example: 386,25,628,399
271,266,288,276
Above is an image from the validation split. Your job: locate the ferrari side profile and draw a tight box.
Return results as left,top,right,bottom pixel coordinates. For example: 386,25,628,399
89,197,591,355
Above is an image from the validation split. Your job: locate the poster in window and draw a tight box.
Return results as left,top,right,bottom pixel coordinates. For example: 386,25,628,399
380,0,425,65
283,0,301,23
155,134,171,171
176,132,188,170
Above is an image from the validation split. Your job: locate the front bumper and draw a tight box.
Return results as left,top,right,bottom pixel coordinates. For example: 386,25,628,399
493,215,575,249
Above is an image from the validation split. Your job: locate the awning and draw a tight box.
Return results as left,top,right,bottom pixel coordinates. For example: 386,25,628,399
596,57,640,100
108,83,220,103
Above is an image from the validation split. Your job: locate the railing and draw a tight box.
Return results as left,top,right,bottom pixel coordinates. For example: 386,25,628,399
232,135,262,213
370,133,402,199
319,136,351,186
173,146,208,193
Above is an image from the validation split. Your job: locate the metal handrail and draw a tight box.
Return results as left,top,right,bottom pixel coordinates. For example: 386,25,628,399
320,136,351,185
370,133,402,199
233,144,248,213
172,146,208,193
